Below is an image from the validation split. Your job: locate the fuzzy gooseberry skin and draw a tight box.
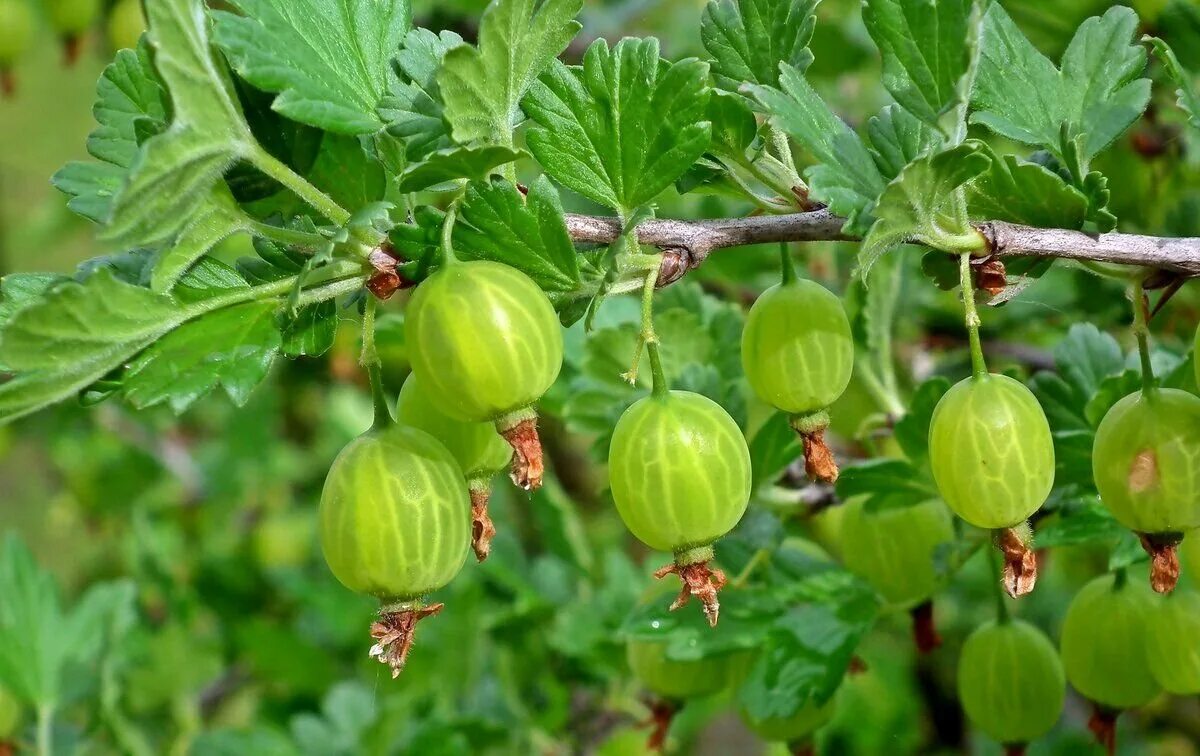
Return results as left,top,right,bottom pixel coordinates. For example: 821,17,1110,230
957,619,1065,744
1060,574,1160,709
609,390,751,554
840,497,955,609
0,0,35,63
319,426,470,603
740,279,853,415
406,261,563,423
1092,389,1200,534
397,373,510,480
1146,590,1200,694
46,0,101,34
928,374,1055,529
740,695,836,743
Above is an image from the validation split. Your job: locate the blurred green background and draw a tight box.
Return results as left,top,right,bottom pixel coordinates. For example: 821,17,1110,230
3,0,1200,754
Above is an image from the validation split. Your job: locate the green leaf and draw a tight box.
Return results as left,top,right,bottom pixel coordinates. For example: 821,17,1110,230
707,90,760,161
397,144,524,193
749,64,886,234
1147,37,1200,131
123,302,282,412
302,134,387,211
738,576,877,719
51,42,168,223
862,0,973,126
834,458,937,511
748,411,803,488
282,301,338,357
150,187,256,292
0,274,64,333
213,0,411,135
892,376,951,464
380,28,464,161
437,0,582,145
0,534,135,707
966,142,1088,228
859,143,990,277
970,4,1150,164
524,38,712,214
1053,322,1125,411
454,176,580,291
103,0,257,250
865,104,943,181
1036,501,1125,547
700,0,818,90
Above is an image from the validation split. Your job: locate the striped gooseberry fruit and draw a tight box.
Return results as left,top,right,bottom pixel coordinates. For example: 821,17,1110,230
1195,323,1199,388
1093,388,1200,593
0,0,34,96
1145,589,1200,694
1060,573,1159,750
741,277,853,483
406,260,563,491
319,426,470,677
45,0,100,64
840,497,955,652
609,390,751,626
105,0,144,52
397,372,511,561
928,373,1053,597
740,693,836,750
0,685,20,740
957,619,1065,749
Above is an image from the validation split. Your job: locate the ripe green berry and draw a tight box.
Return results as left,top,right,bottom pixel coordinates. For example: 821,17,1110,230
106,0,144,51
397,372,510,561
740,695,836,745
741,278,853,482
45,0,99,34
609,390,751,625
626,639,735,701
928,373,1054,529
1094,389,1200,533
0,685,20,740
397,373,510,480
1183,531,1200,586
1060,573,1160,710
0,0,34,95
1194,322,1199,389
957,619,1065,746
1146,590,1200,694
406,260,563,490
840,497,955,610
319,426,470,676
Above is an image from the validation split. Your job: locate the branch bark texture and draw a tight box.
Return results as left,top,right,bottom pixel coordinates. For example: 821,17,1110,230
564,211,1200,280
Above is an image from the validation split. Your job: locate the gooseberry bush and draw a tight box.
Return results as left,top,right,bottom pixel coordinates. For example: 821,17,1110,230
3,0,1200,753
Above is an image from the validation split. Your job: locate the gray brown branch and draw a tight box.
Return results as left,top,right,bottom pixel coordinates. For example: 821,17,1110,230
565,211,1200,280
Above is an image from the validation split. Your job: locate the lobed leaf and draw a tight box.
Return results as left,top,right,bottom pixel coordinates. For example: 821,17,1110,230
213,0,412,135
966,142,1088,229
454,176,581,291
437,0,582,145
397,144,524,193
862,0,974,127
524,38,712,215
701,0,818,91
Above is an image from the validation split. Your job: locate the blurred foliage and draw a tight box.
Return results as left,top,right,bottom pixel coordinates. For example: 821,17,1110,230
2,0,1200,755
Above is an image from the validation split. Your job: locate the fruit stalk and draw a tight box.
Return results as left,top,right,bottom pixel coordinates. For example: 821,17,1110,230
959,252,988,378
1131,278,1155,395
468,478,496,562
910,599,942,654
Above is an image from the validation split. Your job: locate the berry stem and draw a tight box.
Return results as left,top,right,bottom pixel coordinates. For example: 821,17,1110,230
987,544,1011,623
440,199,461,265
360,297,393,429
779,242,798,286
1131,278,1155,395
249,146,351,227
731,547,771,588
958,252,988,379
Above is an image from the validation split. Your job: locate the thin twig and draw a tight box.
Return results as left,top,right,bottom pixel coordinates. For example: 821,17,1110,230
564,211,1200,278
